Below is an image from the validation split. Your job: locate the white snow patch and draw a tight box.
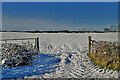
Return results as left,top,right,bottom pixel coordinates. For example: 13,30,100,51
1,32,118,78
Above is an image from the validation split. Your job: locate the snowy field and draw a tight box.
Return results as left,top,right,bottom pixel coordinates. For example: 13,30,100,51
0,32,118,78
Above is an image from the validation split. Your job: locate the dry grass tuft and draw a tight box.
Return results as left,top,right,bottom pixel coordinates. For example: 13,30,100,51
87,41,120,71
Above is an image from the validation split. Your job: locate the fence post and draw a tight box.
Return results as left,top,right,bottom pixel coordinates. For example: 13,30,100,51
22,39,23,44
36,37,39,51
5,40,7,44
88,36,91,54
28,40,30,47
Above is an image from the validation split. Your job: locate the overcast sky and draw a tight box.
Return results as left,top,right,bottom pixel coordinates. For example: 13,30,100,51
2,2,118,31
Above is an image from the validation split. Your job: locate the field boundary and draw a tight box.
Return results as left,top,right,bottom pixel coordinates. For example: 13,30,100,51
88,36,119,71
0,37,40,51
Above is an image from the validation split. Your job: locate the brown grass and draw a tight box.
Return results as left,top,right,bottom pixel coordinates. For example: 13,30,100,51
87,41,120,71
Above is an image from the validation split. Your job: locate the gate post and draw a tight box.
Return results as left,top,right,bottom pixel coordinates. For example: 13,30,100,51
88,36,91,54
36,37,39,51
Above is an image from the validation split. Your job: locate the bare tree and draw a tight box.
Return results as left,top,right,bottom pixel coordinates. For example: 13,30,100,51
83,28,86,32
110,25,117,32
118,25,120,32
104,28,110,32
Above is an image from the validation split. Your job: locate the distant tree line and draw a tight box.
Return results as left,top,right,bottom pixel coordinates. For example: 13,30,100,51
1,30,105,33
1,25,119,33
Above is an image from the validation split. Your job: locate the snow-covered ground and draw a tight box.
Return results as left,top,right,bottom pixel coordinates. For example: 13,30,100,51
0,32,118,78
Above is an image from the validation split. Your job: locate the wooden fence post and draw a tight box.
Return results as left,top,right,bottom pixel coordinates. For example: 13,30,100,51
22,39,23,44
36,37,39,51
88,36,91,54
5,40,7,44
28,40,30,47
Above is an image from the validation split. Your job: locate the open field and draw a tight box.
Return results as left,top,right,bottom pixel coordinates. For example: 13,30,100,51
1,32,118,53
0,32,119,78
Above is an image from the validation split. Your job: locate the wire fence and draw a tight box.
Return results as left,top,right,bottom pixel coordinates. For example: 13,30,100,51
0,37,39,51
88,36,119,70
88,36,118,57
